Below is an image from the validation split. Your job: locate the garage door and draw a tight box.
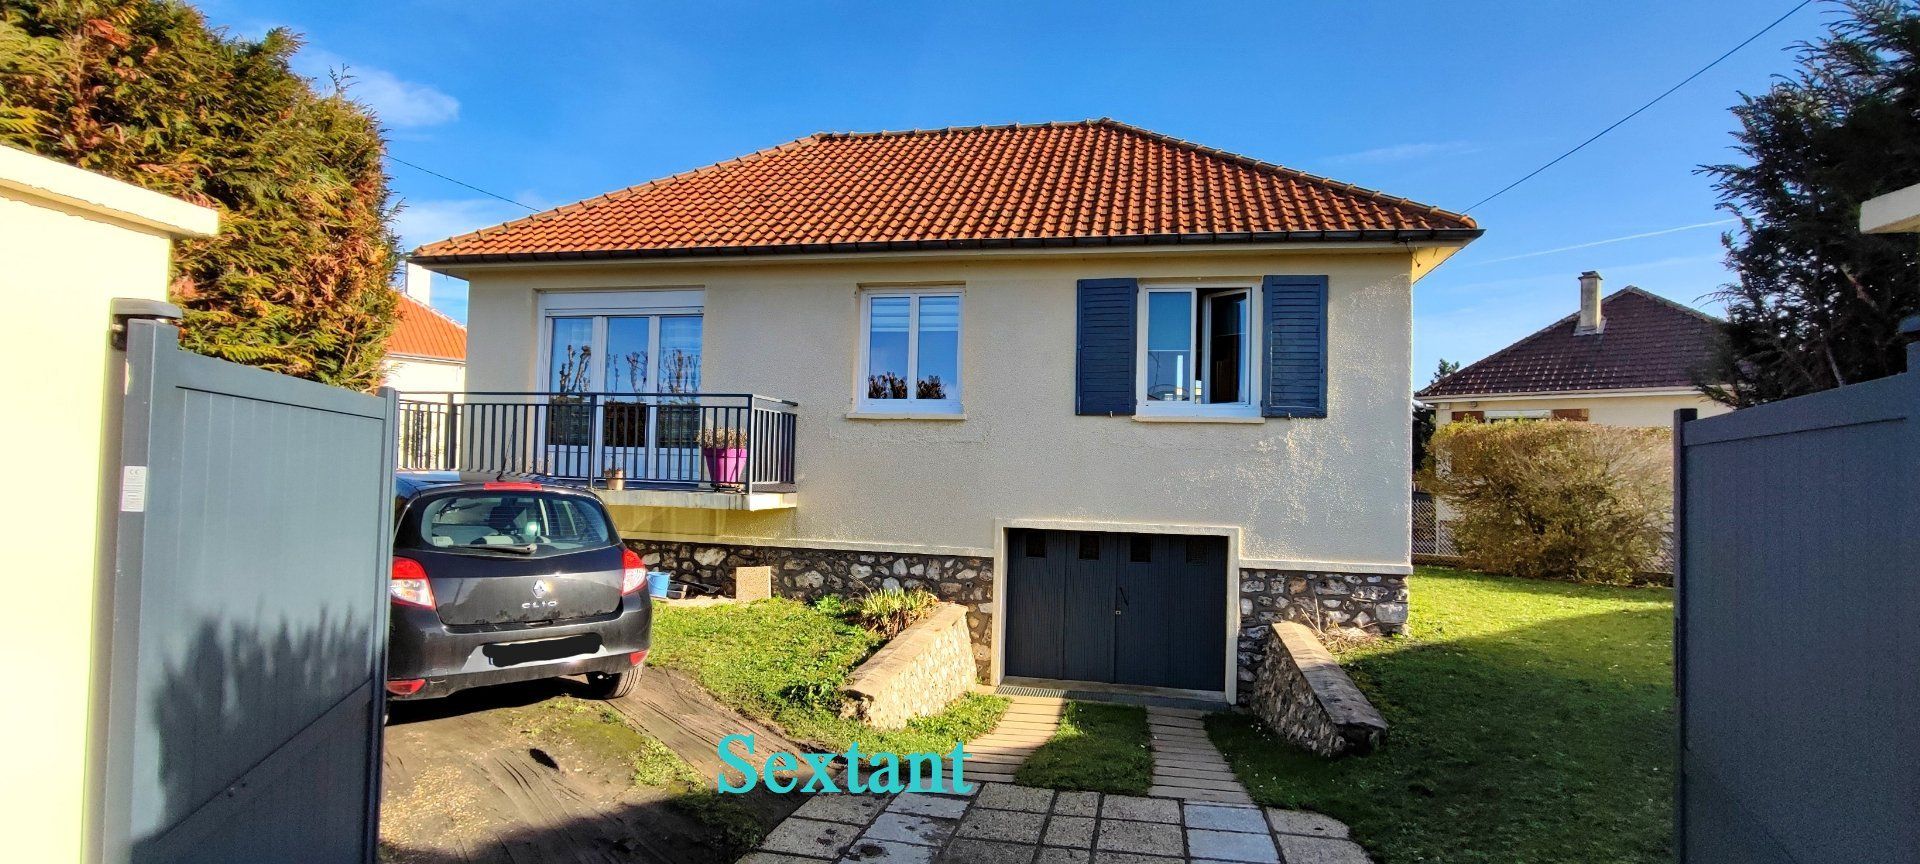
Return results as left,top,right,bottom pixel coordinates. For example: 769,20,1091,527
1004,529,1228,692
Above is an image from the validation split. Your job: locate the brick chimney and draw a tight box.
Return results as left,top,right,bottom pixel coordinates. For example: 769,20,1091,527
1575,270,1604,335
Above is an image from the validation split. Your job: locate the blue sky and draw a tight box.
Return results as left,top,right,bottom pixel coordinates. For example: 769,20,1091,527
203,0,1829,384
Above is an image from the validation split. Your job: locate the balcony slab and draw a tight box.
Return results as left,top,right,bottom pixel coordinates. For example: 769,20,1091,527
598,487,798,511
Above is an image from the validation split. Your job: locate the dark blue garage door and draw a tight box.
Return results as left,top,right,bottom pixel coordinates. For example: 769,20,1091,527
1005,529,1227,692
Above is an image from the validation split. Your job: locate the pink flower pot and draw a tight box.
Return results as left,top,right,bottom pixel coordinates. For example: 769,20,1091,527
703,447,748,485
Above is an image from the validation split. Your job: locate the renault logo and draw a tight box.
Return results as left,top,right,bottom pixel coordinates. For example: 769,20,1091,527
532,579,553,599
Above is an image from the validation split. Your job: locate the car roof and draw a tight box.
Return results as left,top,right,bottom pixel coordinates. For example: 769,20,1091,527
393,471,591,500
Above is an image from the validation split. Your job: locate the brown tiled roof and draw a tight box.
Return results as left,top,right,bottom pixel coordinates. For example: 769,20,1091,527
410,119,1479,263
388,293,466,361
1417,288,1722,399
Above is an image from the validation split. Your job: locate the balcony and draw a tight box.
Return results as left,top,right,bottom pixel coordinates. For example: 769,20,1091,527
396,391,798,510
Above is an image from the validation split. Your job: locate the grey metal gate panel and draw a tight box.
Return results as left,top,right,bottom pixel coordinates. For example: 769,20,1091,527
100,322,395,864
1675,347,1920,864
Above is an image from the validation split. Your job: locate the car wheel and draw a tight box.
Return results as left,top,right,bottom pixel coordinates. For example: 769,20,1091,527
583,669,637,699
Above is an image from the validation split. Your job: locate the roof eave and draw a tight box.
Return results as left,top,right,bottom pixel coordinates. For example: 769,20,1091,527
410,228,1485,267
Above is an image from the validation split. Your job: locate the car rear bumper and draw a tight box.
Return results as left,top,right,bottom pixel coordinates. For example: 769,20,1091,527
386,594,652,700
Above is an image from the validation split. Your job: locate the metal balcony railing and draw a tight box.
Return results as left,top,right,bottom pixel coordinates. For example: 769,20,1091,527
396,391,797,494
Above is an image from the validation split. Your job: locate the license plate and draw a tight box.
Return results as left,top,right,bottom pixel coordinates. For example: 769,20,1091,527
482,633,602,667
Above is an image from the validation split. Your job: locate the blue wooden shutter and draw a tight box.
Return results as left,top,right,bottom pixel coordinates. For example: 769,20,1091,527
1261,275,1328,418
1075,278,1138,416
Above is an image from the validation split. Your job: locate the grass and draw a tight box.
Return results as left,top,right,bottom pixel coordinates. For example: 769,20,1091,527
506,696,764,853
1014,702,1153,795
650,598,1008,753
1208,566,1674,864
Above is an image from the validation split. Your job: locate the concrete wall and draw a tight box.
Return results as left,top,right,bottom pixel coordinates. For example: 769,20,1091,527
452,245,1445,574
0,146,215,864
1433,390,1730,428
381,355,466,392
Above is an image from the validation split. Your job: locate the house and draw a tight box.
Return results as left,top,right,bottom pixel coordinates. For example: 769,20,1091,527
381,263,467,392
407,119,1482,702
1418,271,1732,425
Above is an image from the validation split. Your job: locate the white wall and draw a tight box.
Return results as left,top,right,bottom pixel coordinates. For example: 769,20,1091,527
451,245,1448,573
382,355,466,392
0,146,215,864
1433,390,1730,428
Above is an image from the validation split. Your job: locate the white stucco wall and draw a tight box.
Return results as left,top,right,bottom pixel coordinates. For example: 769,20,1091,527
0,146,215,864
1432,390,1731,428
448,245,1452,573
382,355,466,392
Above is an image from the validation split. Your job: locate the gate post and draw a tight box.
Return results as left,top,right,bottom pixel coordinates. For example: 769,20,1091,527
1671,406,1696,864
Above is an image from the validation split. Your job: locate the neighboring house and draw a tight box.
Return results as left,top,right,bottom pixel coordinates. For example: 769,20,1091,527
381,263,467,392
1418,270,1732,426
408,119,1482,702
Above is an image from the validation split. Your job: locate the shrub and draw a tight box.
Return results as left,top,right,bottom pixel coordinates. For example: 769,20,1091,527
1418,420,1672,584
852,587,939,638
0,0,399,389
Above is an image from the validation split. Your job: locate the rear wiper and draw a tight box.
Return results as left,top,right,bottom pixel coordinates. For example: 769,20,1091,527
470,542,539,555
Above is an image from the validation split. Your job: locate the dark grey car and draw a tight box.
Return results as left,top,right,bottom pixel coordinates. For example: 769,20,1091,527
385,472,651,701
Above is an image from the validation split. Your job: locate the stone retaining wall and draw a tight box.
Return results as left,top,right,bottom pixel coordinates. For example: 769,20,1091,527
1248,621,1387,756
838,603,978,730
626,539,996,677
1234,568,1407,698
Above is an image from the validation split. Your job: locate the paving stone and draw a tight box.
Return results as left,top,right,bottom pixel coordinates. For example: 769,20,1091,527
1263,809,1350,839
796,795,892,825
1034,848,1091,864
891,792,972,819
936,838,1040,864
1051,791,1101,817
1095,820,1184,856
978,783,1056,813
842,839,939,864
1185,829,1278,863
1042,815,1095,848
741,854,827,864
864,813,959,847
1099,795,1182,824
958,808,1047,843
1272,836,1372,864
1090,853,1183,864
761,817,862,858
1181,804,1266,833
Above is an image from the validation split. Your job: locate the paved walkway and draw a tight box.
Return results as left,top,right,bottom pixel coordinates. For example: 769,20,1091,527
1143,707,1253,805
961,695,1067,785
742,783,1370,864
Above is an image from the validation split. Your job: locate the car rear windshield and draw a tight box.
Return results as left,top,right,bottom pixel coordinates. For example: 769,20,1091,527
407,492,612,558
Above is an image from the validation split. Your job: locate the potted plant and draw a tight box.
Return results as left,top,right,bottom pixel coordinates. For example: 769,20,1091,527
699,427,750,486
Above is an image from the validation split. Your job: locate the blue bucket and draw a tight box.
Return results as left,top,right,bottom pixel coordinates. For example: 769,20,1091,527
647,570,673,599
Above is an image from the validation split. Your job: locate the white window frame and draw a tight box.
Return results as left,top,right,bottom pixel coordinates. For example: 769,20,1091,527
856,288,964,416
1135,283,1260,419
535,290,704,392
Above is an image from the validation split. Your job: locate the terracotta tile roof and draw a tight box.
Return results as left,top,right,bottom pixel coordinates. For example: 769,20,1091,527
388,292,467,361
1418,288,1722,399
410,119,1479,263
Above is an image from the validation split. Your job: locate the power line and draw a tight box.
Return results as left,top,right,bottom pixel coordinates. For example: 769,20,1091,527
385,154,538,211
1465,0,1813,213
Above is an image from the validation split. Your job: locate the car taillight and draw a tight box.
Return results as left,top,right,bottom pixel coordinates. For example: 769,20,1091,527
620,548,647,595
390,556,435,609
628,650,648,666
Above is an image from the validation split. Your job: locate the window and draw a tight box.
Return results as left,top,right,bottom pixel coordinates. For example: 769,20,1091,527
407,492,612,559
860,291,961,414
1138,286,1255,416
1129,535,1153,563
1485,409,1551,420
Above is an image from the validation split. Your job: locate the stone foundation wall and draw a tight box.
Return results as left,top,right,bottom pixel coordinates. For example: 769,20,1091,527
1248,622,1388,756
626,539,996,676
839,604,977,729
1235,568,1407,701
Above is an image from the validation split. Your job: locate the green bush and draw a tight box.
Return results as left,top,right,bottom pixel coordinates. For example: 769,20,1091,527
1418,420,1672,584
853,587,939,638
1,0,398,389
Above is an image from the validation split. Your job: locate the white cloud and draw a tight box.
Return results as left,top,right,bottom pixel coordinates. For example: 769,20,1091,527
1323,141,1478,165
294,49,459,128
392,198,530,253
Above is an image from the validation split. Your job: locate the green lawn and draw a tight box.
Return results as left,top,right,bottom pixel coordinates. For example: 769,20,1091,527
1014,701,1153,795
649,598,1008,753
1207,566,1674,864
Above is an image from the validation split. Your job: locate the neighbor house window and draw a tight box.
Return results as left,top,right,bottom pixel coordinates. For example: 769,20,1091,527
1138,285,1254,415
860,291,961,413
